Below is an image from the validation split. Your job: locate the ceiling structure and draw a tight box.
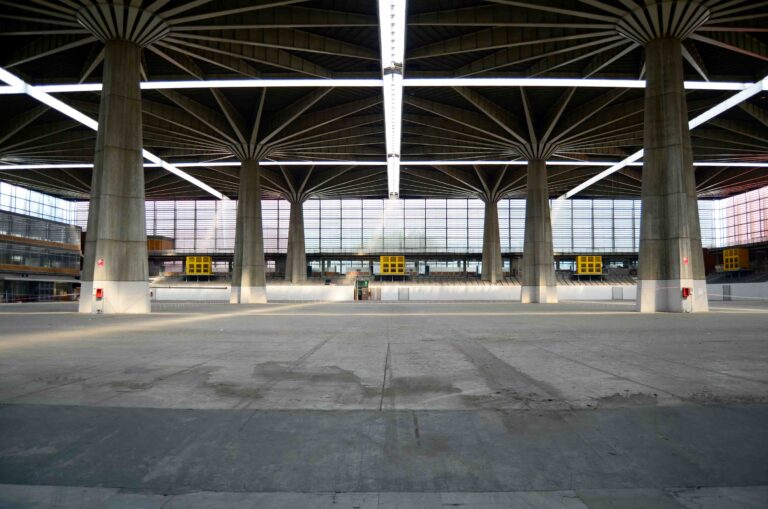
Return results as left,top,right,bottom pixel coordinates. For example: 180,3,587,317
0,0,766,202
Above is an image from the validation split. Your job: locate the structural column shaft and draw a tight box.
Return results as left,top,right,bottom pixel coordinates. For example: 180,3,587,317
481,199,503,282
231,159,267,303
80,40,149,314
637,37,708,313
521,159,557,303
285,200,307,283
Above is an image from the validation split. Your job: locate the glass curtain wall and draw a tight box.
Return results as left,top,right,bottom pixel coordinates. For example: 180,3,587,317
712,186,768,247
0,181,75,223
0,177,760,254
71,197,716,254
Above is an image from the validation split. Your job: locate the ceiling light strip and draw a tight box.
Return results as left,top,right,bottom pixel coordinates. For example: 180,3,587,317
0,66,227,201
259,161,387,166
3,161,766,171
405,78,752,90
379,0,407,199
8,79,752,94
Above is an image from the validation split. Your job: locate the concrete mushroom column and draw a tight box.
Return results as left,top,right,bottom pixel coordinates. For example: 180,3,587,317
636,38,708,312
231,159,267,303
521,159,557,303
615,2,711,312
285,198,307,283
481,198,503,283
79,40,149,314
76,3,170,313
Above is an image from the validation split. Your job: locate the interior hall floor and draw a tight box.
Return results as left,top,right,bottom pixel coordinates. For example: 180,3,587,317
0,300,767,508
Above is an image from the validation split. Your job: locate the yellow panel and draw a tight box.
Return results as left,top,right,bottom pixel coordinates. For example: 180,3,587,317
186,256,212,275
723,248,748,271
576,255,602,275
380,255,404,274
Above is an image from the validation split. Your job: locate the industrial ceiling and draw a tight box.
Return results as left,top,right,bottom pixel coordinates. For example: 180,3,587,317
0,0,766,201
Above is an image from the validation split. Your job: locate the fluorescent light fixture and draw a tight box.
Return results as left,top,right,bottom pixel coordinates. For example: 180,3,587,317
34,84,103,93
406,78,644,88
166,161,240,167
684,81,753,91
404,79,751,90
378,0,407,198
691,162,768,167
260,161,386,166
0,67,99,131
383,72,403,157
143,79,382,90
401,160,636,166
4,161,766,171
378,0,406,71
0,164,96,170
3,78,750,94
0,85,22,94
142,150,227,200
562,75,768,199
0,65,226,200
383,73,403,198
24,80,383,93
401,160,526,165
387,156,400,198
689,79,764,129
562,149,644,199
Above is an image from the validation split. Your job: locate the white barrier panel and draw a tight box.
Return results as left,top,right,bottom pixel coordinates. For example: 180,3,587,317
266,285,354,301
405,285,520,301
558,285,637,301
151,285,355,301
377,285,636,301
152,286,230,301
707,282,768,301
152,284,641,302
380,286,400,301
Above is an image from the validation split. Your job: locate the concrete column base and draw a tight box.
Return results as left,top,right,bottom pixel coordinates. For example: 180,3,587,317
521,286,558,304
636,279,708,313
238,286,267,304
229,286,241,304
78,280,150,314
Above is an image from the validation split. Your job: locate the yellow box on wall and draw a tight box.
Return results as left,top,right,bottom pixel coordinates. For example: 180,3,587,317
380,255,405,275
186,256,212,275
723,248,749,271
576,255,602,275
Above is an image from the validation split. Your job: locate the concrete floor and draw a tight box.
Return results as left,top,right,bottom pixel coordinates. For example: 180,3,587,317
0,300,767,508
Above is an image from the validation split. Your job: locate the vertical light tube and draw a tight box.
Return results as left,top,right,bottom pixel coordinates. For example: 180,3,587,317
378,0,407,198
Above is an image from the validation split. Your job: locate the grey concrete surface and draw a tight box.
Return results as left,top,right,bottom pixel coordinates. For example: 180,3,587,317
3,485,766,509
1,301,767,507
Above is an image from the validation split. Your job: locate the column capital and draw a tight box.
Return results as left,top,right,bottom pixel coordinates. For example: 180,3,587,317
76,4,169,47
519,144,557,161
615,1,710,45
231,144,263,162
